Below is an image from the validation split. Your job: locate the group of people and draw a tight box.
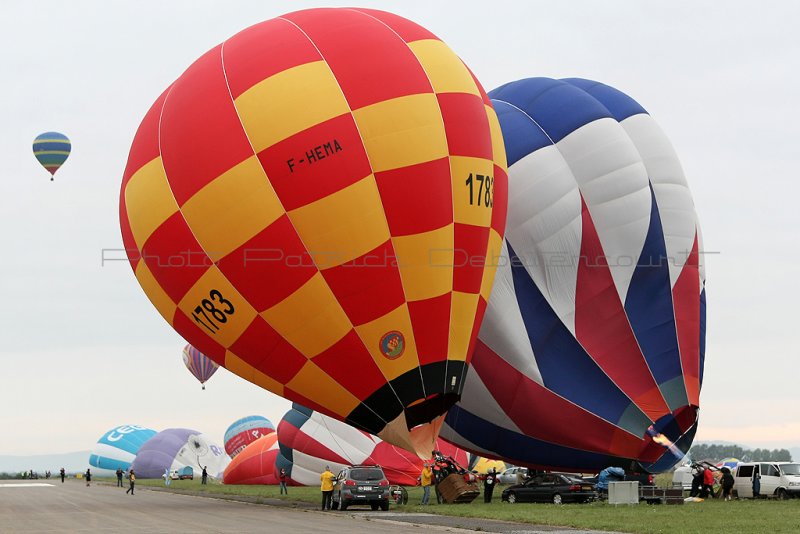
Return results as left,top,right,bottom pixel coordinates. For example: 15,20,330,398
690,463,735,500
80,467,136,494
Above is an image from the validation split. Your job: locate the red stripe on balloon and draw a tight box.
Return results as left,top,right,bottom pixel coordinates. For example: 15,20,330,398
573,197,670,421
672,234,701,407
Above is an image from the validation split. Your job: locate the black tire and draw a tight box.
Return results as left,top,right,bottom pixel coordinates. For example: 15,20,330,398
331,501,339,510
380,501,389,511
370,503,379,511
507,492,517,504
777,489,790,500
552,493,562,505
340,500,349,511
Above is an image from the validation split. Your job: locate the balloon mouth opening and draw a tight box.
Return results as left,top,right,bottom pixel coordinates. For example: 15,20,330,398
637,405,700,473
405,392,459,430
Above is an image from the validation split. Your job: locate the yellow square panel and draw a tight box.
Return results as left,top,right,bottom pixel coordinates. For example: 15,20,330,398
408,39,480,96
448,291,479,362
134,261,177,324
287,175,390,269
225,350,285,397
181,156,284,262
480,228,504,301
354,304,419,382
176,267,258,348
486,105,508,170
451,155,494,227
234,61,351,153
285,361,360,418
352,93,448,173
391,225,453,302
260,272,352,357
124,157,179,248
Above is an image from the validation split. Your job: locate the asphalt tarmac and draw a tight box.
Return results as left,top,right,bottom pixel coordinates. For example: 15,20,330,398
0,479,612,534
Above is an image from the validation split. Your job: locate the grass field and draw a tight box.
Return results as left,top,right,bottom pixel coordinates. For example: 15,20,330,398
129,478,800,533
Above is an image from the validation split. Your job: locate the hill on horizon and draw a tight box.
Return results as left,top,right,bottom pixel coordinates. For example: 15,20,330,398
0,450,90,474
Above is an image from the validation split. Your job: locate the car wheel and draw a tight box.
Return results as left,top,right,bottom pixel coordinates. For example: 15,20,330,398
552,493,562,505
380,502,389,511
331,501,339,510
340,499,349,511
777,489,789,500
370,503,379,511
507,492,517,504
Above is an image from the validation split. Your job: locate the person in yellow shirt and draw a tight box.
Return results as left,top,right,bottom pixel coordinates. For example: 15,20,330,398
320,466,336,510
420,462,433,505
126,470,136,495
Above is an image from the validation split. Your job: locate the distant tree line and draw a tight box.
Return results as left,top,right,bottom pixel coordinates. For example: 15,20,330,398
0,472,29,480
689,443,792,462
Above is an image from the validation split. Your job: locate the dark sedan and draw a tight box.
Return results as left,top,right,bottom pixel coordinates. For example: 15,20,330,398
501,473,596,504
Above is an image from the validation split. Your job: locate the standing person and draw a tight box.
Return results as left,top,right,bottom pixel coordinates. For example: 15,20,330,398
59,468,65,483
116,468,124,487
320,466,336,510
752,468,761,499
279,467,288,495
721,467,735,501
690,465,703,497
85,469,91,487
201,466,208,485
483,468,497,503
164,468,171,487
702,466,715,498
420,462,433,505
126,470,136,495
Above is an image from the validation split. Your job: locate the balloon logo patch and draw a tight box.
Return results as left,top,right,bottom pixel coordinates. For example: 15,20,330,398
379,331,405,360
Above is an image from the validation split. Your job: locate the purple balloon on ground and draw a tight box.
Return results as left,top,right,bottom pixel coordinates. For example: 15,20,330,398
130,428,229,479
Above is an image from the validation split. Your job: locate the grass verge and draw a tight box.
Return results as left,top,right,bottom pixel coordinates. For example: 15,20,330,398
129,479,800,533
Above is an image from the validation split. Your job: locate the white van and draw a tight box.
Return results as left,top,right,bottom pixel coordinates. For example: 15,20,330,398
733,462,800,499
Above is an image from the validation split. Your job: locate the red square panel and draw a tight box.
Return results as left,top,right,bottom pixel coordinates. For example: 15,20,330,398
122,87,169,188
468,66,492,106
229,316,307,385
160,45,254,205
257,113,371,211
453,223,490,294
437,92,493,160
321,240,406,326
491,164,508,235
465,296,488,364
283,9,432,109
349,8,439,42
223,18,322,99
141,212,210,304
375,157,453,237
408,293,451,366
311,330,385,400
216,214,317,313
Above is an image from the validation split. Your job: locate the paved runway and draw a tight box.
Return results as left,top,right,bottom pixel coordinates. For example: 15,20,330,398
0,480,612,534
0,479,458,533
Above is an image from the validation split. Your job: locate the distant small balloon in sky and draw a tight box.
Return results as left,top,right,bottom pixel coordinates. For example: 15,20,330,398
32,132,71,181
182,344,219,390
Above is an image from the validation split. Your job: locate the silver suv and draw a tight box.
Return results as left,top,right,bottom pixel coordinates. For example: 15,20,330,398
331,465,391,511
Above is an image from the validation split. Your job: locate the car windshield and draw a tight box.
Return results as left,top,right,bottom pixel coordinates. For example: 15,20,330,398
780,464,800,475
349,468,384,481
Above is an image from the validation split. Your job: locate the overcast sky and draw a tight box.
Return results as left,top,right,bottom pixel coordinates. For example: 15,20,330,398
1,0,798,456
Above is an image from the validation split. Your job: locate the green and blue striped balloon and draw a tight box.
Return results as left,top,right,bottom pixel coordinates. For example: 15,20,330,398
32,131,71,180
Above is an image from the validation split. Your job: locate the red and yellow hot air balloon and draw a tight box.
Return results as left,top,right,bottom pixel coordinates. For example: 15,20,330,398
119,8,507,455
